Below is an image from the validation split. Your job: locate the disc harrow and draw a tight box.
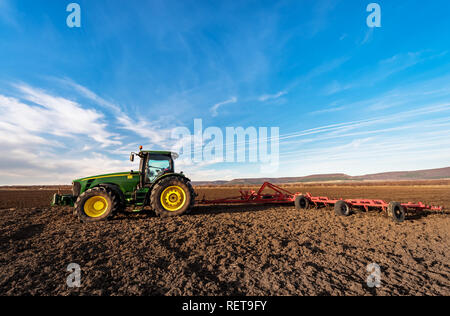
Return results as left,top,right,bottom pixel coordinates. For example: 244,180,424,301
197,182,444,222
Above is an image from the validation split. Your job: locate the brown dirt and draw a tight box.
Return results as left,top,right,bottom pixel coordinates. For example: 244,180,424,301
0,189,71,209
0,184,449,296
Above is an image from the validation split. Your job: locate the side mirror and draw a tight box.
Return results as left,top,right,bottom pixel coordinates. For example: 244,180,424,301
130,153,134,162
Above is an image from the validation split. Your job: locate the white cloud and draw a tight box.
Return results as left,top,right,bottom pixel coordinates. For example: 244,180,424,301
258,91,287,102
116,114,172,146
210,97,237,117
0,84,142,184
308,105,347,115
59,78,122,112
0,151,138,185
323,81,354,95
58,79,175,148
10,85,120,147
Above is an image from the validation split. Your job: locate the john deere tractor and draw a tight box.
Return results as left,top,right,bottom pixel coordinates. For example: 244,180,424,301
52,148,195,222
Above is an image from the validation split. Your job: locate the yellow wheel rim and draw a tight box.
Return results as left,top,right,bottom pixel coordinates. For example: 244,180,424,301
160,186,186,212
84,196,109,218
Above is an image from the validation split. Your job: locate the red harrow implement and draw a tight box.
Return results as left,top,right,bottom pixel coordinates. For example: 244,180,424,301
198,182,299,205
197,182,444,223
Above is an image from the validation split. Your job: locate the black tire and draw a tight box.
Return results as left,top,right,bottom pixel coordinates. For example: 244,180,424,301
184,181,196,214
99,184,126,213
334,200,351,216
74,187,119,222
150,176,195,218
388,202,405,223
295,195,310,210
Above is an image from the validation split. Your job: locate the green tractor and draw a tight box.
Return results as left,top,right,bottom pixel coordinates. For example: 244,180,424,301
52,148,195,222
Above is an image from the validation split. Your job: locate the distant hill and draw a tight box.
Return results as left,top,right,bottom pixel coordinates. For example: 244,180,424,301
353,167,450,181
192,167,450,186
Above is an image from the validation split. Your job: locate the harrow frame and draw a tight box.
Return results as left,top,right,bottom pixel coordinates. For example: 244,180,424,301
197,182,299,205
196,182,443,222
304,193,443,212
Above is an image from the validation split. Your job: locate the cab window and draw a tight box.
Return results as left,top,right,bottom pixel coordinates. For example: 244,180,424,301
147,157,171,183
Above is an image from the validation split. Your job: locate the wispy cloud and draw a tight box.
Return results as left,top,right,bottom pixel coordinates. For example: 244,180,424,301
58,79,175,147
210,97,237,117
59,78,122,113
306,0,340,37
1,85,120,147
0,0,19,29
322,51,446,96
308,105,347,115
307,57,349,79
323,81,354,95
258,91,287,102
116,114,172,146
0,83,139,184
288,56,350,91
360,28,374,45
275,103,450,176
342,73,450,112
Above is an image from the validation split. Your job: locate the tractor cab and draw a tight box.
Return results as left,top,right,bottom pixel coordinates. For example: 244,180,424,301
130,148,180,187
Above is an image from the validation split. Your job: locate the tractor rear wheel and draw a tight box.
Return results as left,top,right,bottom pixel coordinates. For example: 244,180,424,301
334,200,351,216
74,187,119,222
388,202,406,223
295,195,310,210
150,176,195,217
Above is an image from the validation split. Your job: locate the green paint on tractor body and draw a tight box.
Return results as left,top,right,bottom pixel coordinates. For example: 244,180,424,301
51,150,190,210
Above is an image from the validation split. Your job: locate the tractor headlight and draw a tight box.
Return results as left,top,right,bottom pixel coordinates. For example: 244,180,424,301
72,182,81,197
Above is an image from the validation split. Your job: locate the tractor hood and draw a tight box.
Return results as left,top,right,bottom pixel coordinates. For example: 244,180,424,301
75,171,140,182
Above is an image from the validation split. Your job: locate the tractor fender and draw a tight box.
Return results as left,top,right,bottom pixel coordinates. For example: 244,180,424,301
152,173,191,187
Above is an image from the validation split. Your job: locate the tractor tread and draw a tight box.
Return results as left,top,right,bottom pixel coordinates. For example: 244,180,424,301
74,186,119,222
99,184,126,213
150,175,195,218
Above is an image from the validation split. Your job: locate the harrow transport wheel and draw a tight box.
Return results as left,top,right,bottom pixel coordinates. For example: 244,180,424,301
334,200,351,216
388,202,406,223
151,176,195,217
74,187,118,222
295,195,310,210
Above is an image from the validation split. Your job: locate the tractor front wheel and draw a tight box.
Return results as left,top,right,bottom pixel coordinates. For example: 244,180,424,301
74,187,119,222
150,176,195,217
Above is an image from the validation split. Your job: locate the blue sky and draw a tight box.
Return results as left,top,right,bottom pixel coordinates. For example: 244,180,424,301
1,0,450,184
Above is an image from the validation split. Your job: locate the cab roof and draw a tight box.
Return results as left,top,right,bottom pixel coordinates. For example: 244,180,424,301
140,151,179,159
